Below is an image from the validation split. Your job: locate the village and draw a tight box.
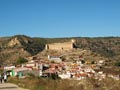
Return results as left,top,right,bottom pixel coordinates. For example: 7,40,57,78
2,39,120,81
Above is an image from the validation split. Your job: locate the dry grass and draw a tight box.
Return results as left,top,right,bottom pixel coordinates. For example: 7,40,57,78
8,76,120,90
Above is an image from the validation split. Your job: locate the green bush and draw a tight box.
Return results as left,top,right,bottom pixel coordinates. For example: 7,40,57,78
115,62,120,67
8,74,120,90
16,57,28,65
81,60,85,64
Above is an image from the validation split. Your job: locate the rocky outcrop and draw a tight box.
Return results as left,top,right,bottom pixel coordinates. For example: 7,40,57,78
8,37,22,47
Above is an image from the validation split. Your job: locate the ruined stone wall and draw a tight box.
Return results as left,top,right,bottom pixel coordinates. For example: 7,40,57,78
46,42,74,50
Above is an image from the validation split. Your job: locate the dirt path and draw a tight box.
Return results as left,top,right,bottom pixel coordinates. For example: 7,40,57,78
0,83,29,90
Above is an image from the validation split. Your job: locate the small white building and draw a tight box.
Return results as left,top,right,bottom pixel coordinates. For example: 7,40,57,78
58,73,71,79
4,65,15,71
48,55,62,63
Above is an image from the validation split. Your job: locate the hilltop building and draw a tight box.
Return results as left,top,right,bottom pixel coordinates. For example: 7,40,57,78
45,39,77,50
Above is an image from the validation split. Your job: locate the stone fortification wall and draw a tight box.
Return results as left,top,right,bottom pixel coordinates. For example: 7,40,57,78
46,42,74,50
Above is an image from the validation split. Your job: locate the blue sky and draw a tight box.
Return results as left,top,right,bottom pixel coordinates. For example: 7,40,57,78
0,0,120,38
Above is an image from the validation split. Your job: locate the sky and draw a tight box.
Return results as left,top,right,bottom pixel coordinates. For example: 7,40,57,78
0,0,120,38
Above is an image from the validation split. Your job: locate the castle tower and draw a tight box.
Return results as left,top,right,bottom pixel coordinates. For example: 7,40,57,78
71,39,76,44
71,39,77,49
45,44,49,50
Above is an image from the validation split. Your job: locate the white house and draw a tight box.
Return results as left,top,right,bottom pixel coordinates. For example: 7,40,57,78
4,65,15,71
48,55,62,63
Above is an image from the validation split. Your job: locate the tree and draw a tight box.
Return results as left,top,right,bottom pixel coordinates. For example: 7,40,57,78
115,62,120,67
91,61,95,64
16,57,28,65
81,60,85,64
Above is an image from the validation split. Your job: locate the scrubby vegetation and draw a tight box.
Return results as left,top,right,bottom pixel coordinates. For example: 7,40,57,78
16,57,28,65
8,75,120,90
0,35,119,90
115,62,120,67
0,35,120,66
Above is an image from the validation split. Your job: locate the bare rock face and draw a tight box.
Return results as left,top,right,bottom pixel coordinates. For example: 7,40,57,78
8,37,22,47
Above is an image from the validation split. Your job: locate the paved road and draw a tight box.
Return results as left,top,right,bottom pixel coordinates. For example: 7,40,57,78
0,83,29,90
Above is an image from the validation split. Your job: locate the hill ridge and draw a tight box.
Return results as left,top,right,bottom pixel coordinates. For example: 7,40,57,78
0,35,120,65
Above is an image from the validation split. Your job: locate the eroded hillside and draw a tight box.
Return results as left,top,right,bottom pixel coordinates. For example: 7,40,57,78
0,35,120,66
0,35,46,64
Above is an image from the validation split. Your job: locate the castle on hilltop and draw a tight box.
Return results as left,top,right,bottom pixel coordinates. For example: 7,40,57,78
45,39,77,50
